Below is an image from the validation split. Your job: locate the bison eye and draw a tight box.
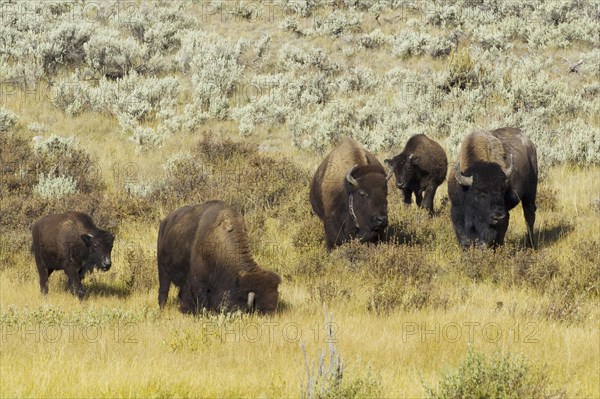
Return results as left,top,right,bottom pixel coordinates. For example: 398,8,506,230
358,190,368,198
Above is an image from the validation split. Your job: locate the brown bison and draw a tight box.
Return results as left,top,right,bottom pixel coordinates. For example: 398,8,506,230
384,134,448,214
157,201,281,314
448,127,538,248
310,137,391,249
31,211,114,299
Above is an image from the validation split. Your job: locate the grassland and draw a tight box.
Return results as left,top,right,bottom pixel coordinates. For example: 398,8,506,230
1,1,599,398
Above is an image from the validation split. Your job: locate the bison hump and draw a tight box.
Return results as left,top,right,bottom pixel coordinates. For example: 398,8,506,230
459,130,506,171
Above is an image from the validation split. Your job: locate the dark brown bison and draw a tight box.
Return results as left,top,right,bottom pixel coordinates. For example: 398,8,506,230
31,212,114,299
448,127,538,248
157,200,281,314
310,137,391,249
384,134,448,214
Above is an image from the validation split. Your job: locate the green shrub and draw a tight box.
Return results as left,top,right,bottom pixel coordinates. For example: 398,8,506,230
425,348,564,399
442,47,489,91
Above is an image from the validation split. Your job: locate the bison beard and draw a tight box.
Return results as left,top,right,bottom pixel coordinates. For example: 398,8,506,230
157,201,281,314
448,128,538,248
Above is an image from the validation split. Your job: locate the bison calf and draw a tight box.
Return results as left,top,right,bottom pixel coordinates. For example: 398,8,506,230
310,137,391,249
31,211,114,299
385,134,447,214
448,127,538,248
157,201,281,314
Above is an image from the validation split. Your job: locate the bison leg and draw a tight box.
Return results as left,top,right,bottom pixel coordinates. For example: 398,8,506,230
63,264,85,300
522,197,537,248
414,190,423,207
423,186,437,215
157,268,171,309
37,265,50,295
34,252,50,295
402,188,412,205
179,278,207,314
450,205,468,247
324,218,345,250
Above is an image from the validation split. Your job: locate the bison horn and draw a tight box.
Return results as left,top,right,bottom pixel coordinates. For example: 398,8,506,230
247,292,255,309
455,161,473,187
503,154,513,179
345,165,359,187
385,166,393,182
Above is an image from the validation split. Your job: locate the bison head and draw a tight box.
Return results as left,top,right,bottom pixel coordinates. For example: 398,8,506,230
81,230,114,272
344,164,389,241
384,153,420,190
236,269,281,313
454,159,513,247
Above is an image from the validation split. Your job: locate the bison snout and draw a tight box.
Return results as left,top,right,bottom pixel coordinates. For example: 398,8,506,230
396,182,405,189
100,258,112,271
490,212,507,226
371,215,388,229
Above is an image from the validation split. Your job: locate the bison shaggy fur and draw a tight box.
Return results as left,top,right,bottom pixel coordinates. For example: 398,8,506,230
157,200,281,314
448,127,538,248
385,134,448,214
31,211,114,299
310,137,389,249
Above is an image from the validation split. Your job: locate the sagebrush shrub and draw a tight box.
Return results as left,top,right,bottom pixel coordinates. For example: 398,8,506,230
33,135,104,194
33,173,79,199
357,29,389,49
52,75,91,116
0,108,18,132
310,10,361,37
40,21,93,75
84,29,145,78
425,348,563,399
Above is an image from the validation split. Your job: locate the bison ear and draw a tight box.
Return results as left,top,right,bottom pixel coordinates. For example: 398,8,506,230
384,158,393,168
81,233,94,247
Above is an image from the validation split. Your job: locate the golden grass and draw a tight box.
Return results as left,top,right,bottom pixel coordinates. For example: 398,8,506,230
2,271,598,397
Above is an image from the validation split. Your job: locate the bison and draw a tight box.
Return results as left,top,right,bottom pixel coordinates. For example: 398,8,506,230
448,127,538,248
31,211,114,299
384,134,448,214
310,137,391,249
157,200,281,314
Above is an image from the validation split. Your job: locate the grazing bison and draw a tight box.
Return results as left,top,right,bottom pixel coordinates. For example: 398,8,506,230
157,201,281,314
448,127,538,248
384,134,448,214
310,137,391,249
31,212,114,299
